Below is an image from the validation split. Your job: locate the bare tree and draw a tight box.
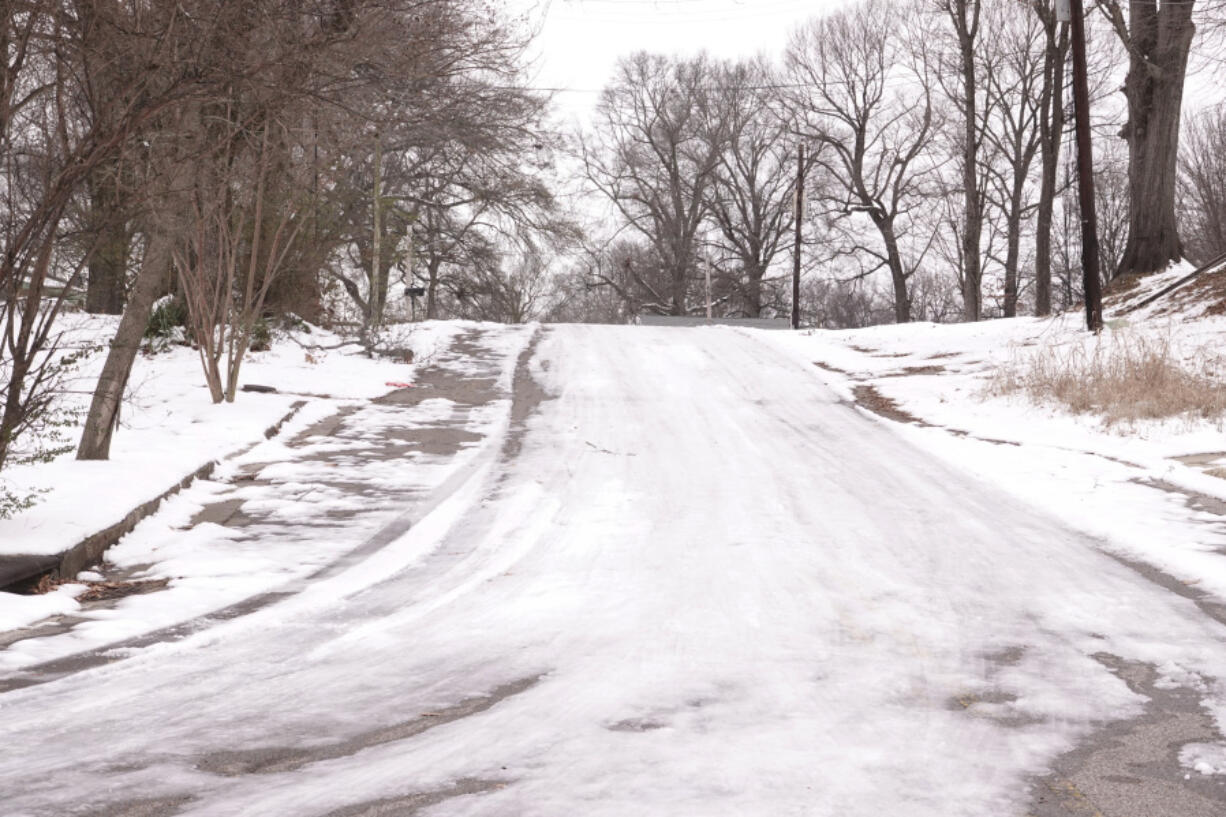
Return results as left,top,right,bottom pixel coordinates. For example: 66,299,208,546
2,0,205,469
441,239,564,323
74,1,140,316
802,276,893,329
415,205,495,319
1094,136,1134,282
546,247,637,325
76,106,192,461
414,148,569,322
174,113,305,404
77,0,357,458
935,0,989,321
324,45,560,328
575,237,673,320
1179,105,1226,264
1094,0,1197,275
703,58,796,318
1046,136,1129,306
784,0,939,324
583,52,728,316
1033,0,1070,316
79,0,552,457
981,3,1045,317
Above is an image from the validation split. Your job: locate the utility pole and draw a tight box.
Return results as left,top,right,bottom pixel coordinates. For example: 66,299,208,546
370,126,384,331
792,144,805,330
704,261,712,321
1065,0,1104,332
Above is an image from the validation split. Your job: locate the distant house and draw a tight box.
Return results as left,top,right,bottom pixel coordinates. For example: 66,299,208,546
1,280,83,307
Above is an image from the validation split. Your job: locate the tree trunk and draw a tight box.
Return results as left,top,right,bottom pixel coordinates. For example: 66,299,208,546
876,215,911,324
425,256,441,319
951,0,984,322
76,234,171,460
744,263,764,318
80,4,130,316
225,334,250,403
201,351,225,404
1003,161,1028,318
84,165,129,315
0,356,30,472
368,128,384,329
1035,12,1068,317
670,262,687,316
1115,1,1194,275
1,230,64,471
263,259,323,323
1003,207,1023,318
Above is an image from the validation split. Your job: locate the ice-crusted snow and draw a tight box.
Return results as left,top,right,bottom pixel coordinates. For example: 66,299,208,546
0,322,531,664
749,301,1226,603
1181,742,1226,776
2,322,1226,816
0,319,488,632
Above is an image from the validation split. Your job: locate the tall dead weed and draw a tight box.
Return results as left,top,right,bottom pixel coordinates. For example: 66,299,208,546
990,333,1226,427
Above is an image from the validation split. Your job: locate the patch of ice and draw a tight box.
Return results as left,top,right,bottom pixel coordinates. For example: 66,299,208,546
1180,742,1226,776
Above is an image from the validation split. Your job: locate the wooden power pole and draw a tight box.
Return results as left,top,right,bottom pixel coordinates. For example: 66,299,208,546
1066,0,1104,332
370,127,384,330
705,262,712,321
792,144,804,330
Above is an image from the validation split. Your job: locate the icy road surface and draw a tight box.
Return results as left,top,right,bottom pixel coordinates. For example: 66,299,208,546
4,324,1226,816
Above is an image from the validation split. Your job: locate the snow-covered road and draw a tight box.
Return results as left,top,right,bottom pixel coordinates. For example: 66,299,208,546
3,324,1226,816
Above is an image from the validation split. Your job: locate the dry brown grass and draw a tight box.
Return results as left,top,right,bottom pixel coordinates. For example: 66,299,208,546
990,334,1226,427
852,384,933,426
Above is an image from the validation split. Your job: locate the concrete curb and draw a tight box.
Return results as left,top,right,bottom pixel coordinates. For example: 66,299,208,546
0,400,308,591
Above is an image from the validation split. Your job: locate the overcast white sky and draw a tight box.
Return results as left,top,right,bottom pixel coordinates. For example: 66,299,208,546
517,1,1226,123
516,0,854,121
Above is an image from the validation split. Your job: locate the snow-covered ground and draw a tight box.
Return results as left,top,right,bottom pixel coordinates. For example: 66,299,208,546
751,265,1226,606
3,320,1226,816
0,317,489,632
3,272,1226,815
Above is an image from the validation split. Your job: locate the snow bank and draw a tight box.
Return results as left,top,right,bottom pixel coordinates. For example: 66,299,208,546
0,318,473,630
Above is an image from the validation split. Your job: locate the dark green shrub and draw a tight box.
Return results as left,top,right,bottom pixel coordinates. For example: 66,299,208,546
145,297,188,340
249,318,272,352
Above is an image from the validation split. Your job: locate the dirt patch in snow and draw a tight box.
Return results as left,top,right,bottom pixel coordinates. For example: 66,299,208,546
1104,271,1146,303
851,385,933,426
1175,271,1226,318
813,360,855,377
21,574,169,602
878,364,947,378
846,344,908,358
75,578,170,602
